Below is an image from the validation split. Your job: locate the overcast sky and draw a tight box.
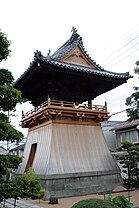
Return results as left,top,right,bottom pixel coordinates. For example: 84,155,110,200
0,0,139,136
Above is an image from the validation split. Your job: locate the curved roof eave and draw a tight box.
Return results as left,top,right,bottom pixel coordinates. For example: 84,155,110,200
14,28,132,87
38,52,132,80
14,52,132,88
44,58,132,80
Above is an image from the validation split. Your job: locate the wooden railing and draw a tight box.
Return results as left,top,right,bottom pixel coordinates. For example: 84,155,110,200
22,98,107,119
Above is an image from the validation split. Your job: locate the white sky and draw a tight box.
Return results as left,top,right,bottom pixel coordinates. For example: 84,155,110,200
0,0,139,137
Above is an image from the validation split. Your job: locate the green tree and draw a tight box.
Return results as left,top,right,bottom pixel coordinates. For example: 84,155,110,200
0,112,23,143
0,155,22,181
0,30,42,208
107,195,133,208
0,68,23,112
0,31,23,142
71,198,119,208
0,31,24,181
0,169,42,208
126,61,139,120
117,141,139,188
0,31,11,61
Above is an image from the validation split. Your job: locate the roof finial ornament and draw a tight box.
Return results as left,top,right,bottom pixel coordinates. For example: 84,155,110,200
47,49,51,56
71,26,77,34
34,50,42,58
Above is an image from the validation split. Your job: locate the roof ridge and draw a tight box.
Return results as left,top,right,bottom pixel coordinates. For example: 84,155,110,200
50,28,80,58
49,28,105,71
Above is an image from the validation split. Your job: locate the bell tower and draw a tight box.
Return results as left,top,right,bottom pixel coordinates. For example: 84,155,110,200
14,28,132,198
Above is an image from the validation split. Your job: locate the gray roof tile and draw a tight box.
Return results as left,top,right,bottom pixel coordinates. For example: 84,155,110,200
112,119,139,131
14,28,132,87
34,53,132,80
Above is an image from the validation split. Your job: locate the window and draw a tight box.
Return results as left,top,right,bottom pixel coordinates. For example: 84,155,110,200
118,130,138,145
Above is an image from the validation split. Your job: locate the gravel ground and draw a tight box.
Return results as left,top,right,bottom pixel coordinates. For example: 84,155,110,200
21,186,139,208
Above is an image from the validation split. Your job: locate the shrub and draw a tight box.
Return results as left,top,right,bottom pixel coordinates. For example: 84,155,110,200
71,198,119,208
31,195,38,200
111,195,133,208
38,189,46,200
48,196,58,204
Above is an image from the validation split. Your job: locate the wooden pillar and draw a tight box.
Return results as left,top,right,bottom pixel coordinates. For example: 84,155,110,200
88,100,92,108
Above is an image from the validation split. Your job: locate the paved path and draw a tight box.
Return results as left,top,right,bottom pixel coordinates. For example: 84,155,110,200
1,198,43,208
20,186,139,208
1,186,139,208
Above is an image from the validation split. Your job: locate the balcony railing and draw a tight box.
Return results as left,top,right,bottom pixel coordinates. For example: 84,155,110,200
22,98,108,120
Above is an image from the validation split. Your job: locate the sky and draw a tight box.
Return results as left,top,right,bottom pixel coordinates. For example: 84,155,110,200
0,0,139,137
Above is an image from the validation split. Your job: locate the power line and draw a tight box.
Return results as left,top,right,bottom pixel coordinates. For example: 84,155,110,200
106,47,139,69
110,109,127,116
97,24,139,54
100,35,139,64
103,41,139,67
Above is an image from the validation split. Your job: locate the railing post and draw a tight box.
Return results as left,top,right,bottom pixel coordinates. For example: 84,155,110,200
104,193,106,200
128,190,131,202
48,98,51,107
22,110,24,119
105,101,107,112
95,105,98,110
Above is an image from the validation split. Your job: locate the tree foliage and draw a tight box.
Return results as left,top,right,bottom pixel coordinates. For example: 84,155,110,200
0,30,24,186
126,61,139,120
0,169,42,207
72,196,133,208
0,68,23,112
0,32,24,142
117,141,139,188
0,71,23,143
0,30,42,208
0,155,22,180
0,113,23,142
71,198,119,208
0,31,11,61
0,68,14,85
107,195,133,208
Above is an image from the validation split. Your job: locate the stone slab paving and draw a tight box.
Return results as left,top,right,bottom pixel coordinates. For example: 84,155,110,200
1,198,43,208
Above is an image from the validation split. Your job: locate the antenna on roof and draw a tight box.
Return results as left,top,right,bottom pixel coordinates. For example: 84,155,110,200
71,26,77,34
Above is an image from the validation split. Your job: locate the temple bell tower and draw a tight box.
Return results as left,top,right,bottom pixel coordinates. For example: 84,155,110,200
14,28,132,198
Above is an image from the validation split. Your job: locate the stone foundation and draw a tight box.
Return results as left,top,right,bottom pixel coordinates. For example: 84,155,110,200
40,171,122,199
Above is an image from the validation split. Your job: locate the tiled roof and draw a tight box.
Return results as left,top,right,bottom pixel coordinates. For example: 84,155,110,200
113,119,139,131
50,28,102,69
32,50,131,80
14,28,132,87
9,143,25,151
50,31,81,60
